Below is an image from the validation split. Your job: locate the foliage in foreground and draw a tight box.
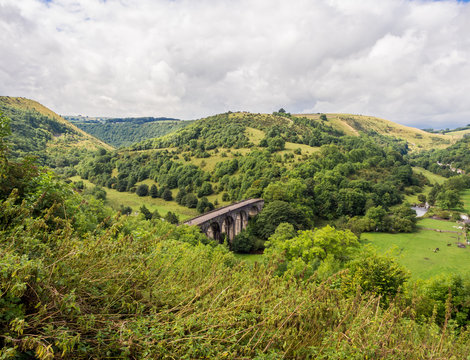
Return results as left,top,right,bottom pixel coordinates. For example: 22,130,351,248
2,197,470,359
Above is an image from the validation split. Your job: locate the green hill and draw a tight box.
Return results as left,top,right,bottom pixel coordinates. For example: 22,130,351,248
297,113,456,151
0,96,112,160
71,111,430,238
71,117,192,148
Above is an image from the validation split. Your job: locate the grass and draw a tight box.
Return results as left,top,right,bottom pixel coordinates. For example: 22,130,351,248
69,176,198,220
363,218,469,279
283,142,320,155
446,128,470,138
418,218,463,231
462,189,470,214
412,167,447,185
245,127,265,145
180,148,252,172
233,253,264,264
404,186,432,204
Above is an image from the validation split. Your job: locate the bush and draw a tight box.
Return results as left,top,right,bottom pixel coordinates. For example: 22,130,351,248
136,184,149,197
149,184,158,198
162,188,173,201
231,231,255,253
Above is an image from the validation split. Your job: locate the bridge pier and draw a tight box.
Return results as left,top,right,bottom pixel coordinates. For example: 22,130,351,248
183,199,264,243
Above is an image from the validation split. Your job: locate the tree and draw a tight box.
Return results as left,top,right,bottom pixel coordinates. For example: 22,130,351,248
231,231,254,253
256,200,307,240
264,225,359,277
417,194,427,204
342,248,409,306
389,205,417,232
136,184,149,197
162,188,173,201
437,189,463,209
152,209,161,220
140,205,152,220
165,211,179,224
183,193,198,208
120,205,132,215
197,197,214,213
197,182,213,197
149,184,158,198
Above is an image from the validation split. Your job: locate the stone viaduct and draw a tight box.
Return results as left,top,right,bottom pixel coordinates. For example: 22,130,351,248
183,199,264,242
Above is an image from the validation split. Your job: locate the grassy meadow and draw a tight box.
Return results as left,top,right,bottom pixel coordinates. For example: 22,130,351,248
70,176,198,220
363,218,469,279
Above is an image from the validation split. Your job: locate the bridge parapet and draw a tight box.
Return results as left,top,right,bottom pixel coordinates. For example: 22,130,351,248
183,198,264,242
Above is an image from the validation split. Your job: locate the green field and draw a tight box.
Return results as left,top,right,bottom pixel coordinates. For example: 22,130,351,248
412,167,447,185
70,176,198,220
418,218,464,231
462,189,470,214
364,218,469,279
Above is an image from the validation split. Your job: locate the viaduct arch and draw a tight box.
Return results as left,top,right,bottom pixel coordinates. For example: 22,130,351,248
183,199,264,242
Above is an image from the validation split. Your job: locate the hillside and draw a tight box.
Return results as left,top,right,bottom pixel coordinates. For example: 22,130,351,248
0,96,112,160
70,111,430,243
297,113,455,151
72,118,191,147
410,135,470,176
131,111,344,151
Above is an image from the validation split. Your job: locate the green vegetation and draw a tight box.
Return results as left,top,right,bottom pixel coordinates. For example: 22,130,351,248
70,176,197,220
463,189,470,214
412,166,446,185
297,113,455,151
0,96,111,162
4,108,470,358
410,135,470,176
364,218,468,279
74,118,191,147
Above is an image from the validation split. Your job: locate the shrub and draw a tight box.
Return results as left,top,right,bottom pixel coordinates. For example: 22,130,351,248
136,184,149,197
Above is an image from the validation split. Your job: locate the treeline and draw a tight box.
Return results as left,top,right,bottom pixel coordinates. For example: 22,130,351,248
423,124,470,134
2,112,470,359
75,119,191,148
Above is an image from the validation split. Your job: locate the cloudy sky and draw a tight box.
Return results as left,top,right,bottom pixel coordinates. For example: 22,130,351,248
1,0,470,128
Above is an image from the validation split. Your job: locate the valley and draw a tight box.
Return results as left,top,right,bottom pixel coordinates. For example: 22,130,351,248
2,98,470,358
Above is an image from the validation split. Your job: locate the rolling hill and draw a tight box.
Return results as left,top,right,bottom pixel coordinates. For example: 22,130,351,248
0,96,112,160
297,113,456,151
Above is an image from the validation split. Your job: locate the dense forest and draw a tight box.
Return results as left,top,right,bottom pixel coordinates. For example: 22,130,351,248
3,109,470,359
73,118,191,148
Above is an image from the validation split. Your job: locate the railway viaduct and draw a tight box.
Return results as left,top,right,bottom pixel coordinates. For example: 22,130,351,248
183,199,264,242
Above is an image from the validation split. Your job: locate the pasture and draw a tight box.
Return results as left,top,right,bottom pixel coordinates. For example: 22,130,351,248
69,176,198,220
363,218,469,279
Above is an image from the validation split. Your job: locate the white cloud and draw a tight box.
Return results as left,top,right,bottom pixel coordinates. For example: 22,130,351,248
1,0,470,128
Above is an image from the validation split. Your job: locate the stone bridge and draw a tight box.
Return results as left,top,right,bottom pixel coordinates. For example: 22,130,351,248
183,199,264,242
